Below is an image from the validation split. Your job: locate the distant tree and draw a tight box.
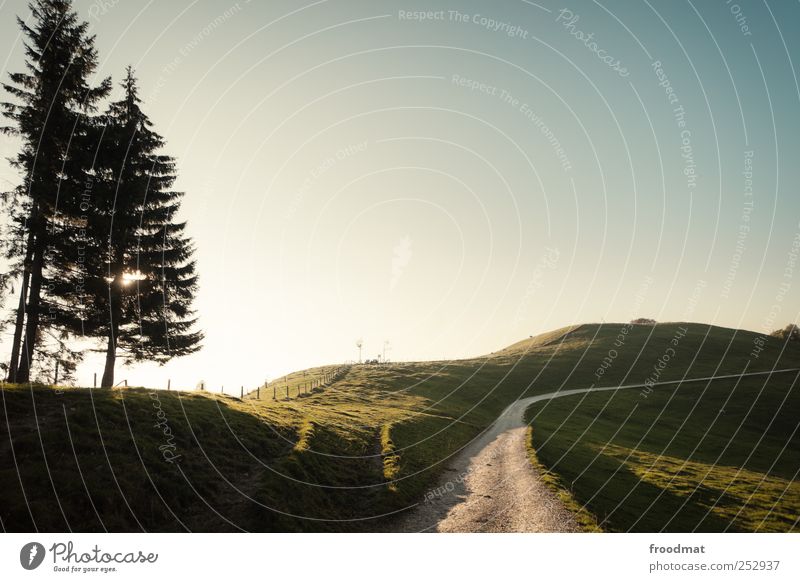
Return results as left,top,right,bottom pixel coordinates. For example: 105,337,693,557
630,318,656,325
1,0,110,382
50,68,202,387
770,324,800,343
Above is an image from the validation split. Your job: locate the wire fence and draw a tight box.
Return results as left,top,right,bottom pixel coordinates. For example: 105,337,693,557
26,363,355,399
190,364,352,402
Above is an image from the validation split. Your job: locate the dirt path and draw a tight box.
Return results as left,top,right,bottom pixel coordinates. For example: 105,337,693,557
394,368,799,533
394,390,582,533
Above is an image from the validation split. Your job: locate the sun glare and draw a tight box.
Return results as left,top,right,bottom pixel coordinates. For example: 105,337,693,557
121,271,146,285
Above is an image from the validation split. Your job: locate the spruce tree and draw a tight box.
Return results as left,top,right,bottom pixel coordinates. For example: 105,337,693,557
62,68,202,387
1,0,110,382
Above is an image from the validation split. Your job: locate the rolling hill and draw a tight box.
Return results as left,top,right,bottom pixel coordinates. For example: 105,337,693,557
1,322,797,531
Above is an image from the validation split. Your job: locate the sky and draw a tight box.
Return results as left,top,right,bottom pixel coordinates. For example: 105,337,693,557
1,0,799,390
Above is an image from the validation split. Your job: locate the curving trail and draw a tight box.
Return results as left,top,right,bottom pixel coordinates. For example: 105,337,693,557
394,368,799,533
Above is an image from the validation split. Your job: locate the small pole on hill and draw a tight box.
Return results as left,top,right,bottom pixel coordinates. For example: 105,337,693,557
221,385,224,394
93,373,97,388
240,386,244,398
54,360,59,386
167,379,171,391
273,385,276,400
285,385,288,399
257,385,260,399
124,380,127,387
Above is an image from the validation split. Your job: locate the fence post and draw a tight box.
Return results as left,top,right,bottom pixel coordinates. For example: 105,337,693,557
241,386,244,398
273,385,276,400
54,361,59,386
257,386,260,399
124,380,128,387
93,373,97,388
285,385,288,399
222,385,224,394
167,379,171,391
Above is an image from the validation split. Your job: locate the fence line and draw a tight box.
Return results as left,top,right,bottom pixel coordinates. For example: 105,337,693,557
100,364,354,400
244,364,352,402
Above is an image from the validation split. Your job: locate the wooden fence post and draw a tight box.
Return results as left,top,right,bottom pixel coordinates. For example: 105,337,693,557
273,385,276,400
54,361,59,386
167,379,171,391
257,386,260,399
241,386,244,398
93,373,97,388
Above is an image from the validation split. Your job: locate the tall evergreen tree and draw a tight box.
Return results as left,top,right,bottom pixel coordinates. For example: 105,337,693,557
51,68,202,387
1,0,110,382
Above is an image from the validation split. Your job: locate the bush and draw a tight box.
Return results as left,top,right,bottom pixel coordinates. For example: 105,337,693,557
770,324,800,342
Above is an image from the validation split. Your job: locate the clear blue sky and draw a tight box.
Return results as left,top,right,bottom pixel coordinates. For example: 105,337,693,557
1,0,799,389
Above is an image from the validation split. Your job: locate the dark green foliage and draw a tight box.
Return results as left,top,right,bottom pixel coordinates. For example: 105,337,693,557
2,2,200,385
1,0,110,382
771,324,800,343
50,67,202,386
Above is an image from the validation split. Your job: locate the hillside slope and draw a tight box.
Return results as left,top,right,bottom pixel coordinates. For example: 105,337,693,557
1,322,798,531
525,370,800,532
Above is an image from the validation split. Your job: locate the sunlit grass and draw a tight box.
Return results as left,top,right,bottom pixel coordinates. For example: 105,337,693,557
2,322,798,531
525,372,800,532
601,443,800,532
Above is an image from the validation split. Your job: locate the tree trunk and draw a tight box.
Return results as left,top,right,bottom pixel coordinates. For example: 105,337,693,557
7,212,37,383
101,288,122,387
7,265,30,383
14,240,45,383
100,330,116,387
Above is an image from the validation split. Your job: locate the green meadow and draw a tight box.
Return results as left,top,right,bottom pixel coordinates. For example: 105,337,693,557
525,368,800,532
1,323,797,531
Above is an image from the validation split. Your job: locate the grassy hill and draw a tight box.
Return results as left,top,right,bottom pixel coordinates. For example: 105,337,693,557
525,371,800,532
1,322,798,531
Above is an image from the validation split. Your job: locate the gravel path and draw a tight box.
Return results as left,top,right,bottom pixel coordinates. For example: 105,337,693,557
394,393,580,533
393,368,799,533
